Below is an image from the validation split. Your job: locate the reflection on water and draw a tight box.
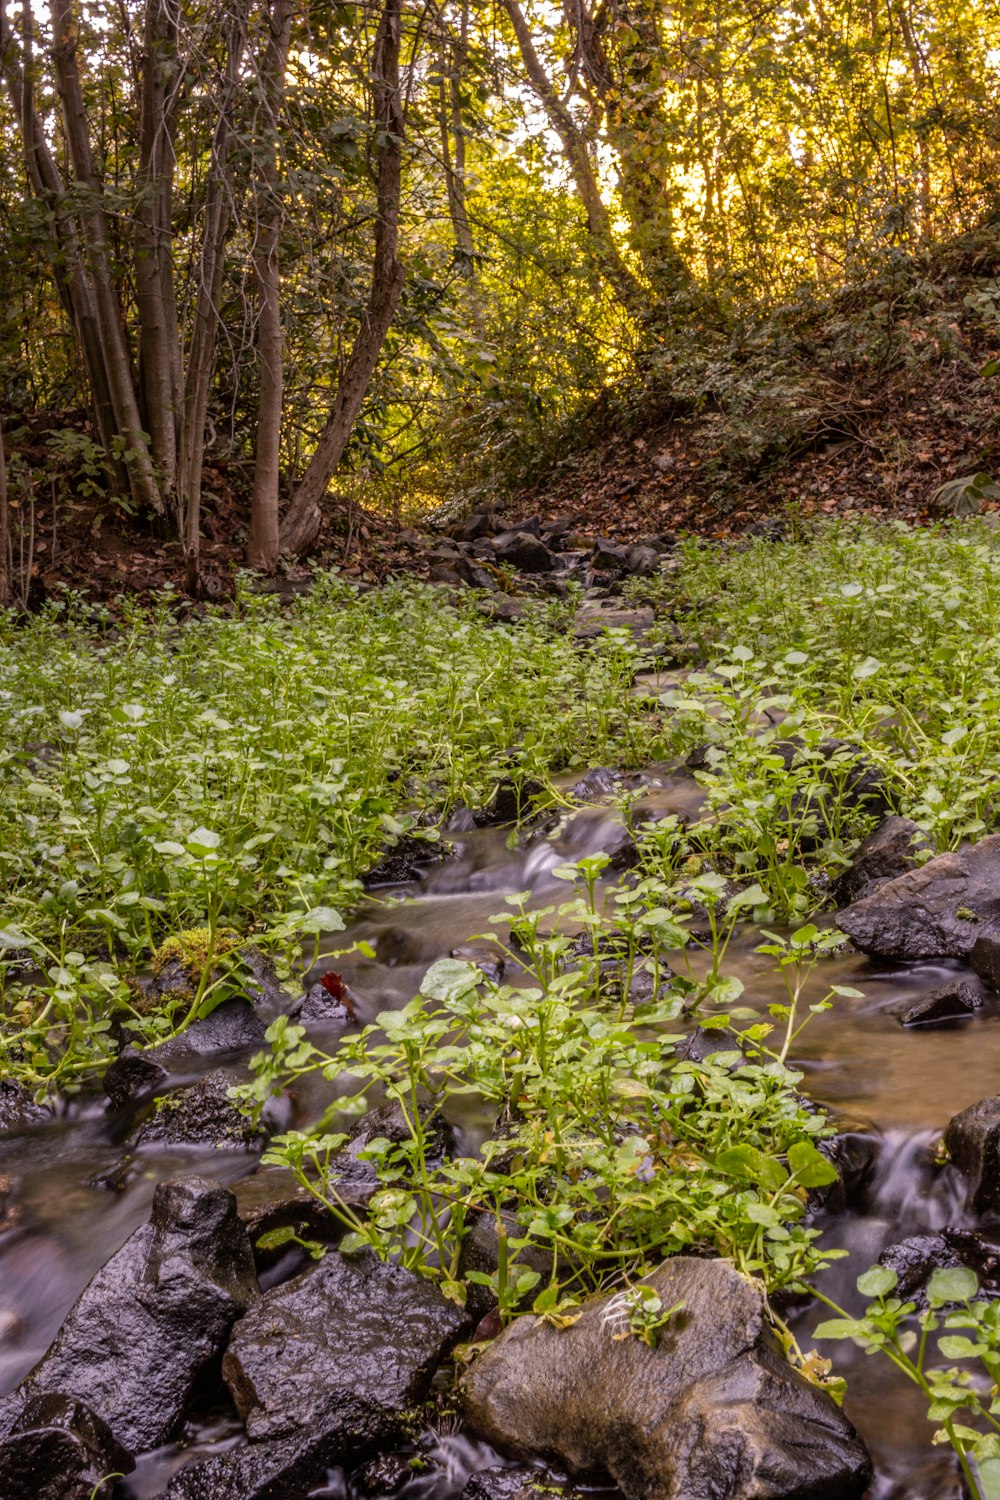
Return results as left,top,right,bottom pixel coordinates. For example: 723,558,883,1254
1,766,997,1498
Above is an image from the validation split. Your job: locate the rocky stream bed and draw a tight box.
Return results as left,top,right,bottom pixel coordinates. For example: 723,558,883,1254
4,759,1000,1500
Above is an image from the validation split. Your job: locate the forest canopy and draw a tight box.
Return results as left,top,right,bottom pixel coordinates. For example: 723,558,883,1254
0,0,997,587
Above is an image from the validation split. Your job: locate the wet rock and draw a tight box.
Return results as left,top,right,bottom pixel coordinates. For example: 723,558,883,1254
128,1069,271,1152
164,1251,472,1498
0,1080,51,1132
458,1209,558,1324
478,597,527,624
451,510,504,543
357,1450,415,1493
832,815,931,907
838,835,1000,960
233,1166,367,1266
573,603,655,643
818,1126,882,1213
0,1393,133,1499
287,980,352,1028
568,766,627,800
897,979,982,1028
429,563,463,585
332,1099,456,1193
224,1249,470,1441
454,557,499,590
492,530,553,573
475,776,546,827
971,931,1000,992
363,834,449,888
879,1228,1000,1302
0,1176,258,1456
945,1093,1000,1213
461,1256,870,1500
462,1466,588,1500
772,738,890,837
104,999,268,1110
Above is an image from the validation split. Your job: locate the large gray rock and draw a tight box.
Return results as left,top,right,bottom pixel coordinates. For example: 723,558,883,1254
167,1250,471,1498
0,1176,257,1457
128,1069,273,1152
945,1094,1000,1213
837,835,1000,960
461,1257,870,1500
832,815,931,907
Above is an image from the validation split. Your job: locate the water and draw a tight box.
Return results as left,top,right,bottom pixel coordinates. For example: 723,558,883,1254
1,764,996,1497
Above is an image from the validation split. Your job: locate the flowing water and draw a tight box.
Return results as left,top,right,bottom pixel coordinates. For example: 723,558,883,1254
3,763,999,1498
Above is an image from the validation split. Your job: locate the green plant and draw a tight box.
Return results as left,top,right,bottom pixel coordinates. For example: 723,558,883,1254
816,1265,1000,1500
253,863,844,1316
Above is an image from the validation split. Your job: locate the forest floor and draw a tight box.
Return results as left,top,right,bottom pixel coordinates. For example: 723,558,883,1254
5,227,999,604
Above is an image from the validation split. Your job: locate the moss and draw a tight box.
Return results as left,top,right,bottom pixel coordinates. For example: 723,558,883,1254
151,927,241,976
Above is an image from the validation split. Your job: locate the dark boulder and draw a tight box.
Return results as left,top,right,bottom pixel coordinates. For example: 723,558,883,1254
879,1228,1000,1302
356,1450,415,1493
0,1080,51,1132
0,1177,257,1456
817,1126,882,1213
461,1256,871,1500
462,1466,588,1500
474,777,545,827
167,1251,471,1498
363,834,449,889
288,978,353,1029
572,603,654,643
972,932,1000,992
332,1099,456,1193
104,999,268,1110
945,1094,1000,1213
0,1393,133,1500
832,816,931,907
897,979,982,1028
451,510,503,543
128,1069,272,1152
838,835,1000,960
492,531,553,573
233,1166,367,1268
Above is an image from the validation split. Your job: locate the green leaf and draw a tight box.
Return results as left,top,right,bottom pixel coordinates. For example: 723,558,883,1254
787,1140,839,1188
187,826,221,852
856,1266,898,1299
927,1267,979,1307
420,957,481,1003
714,1144,788,1192
298,906,345,934
814,1318,866,1340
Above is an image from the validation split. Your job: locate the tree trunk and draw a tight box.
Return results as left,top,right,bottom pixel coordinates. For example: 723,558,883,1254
176,8,247,593
279,0,405,557
49,0,164,516
0,0,119,463
501,0,645,312
135,0,181,496
247,0,294,573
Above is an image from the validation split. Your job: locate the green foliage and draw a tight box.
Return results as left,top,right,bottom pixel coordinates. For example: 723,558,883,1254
0,577,651,1090
255,860,845,1315
817,1266,1000,1500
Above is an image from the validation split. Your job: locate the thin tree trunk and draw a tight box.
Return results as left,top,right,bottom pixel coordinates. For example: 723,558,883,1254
49,0,164,516
0,415,9,609
135,0,181,495
440,2,474,263
279,0,405,557
176,8,247,593
248,0,294,572
0,0,119,462
500,0,645,312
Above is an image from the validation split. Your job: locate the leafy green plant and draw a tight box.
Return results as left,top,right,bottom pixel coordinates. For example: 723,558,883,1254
816,1265,1000,1500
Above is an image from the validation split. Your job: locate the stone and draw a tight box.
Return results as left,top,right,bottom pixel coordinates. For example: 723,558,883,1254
461,1256,870,1500
897,979,982,1028
357,1450,415,1493
451,510,503,543
331,1099,456,1193
163,1251,472,1498
971,931,1000,991
454,557,499,591
363,833,449,888
478,596,527,625
0,1080,51,1132
233,1166,366,1265
880,1228,1000,1302
287,979,352,1028
590,537,632,574
104,999,268,1110
817,1126,882,1213
624,544,660,577
492,531,553,573
462,1466,587,1500
572,604,655,643
474,776,545,826
945,1094,1000,1213
128,1069,272,1152
224,1250,470,1441
0,1393,133,1500
0,1177,258,1456
831,815,931,907
837,835,1000,960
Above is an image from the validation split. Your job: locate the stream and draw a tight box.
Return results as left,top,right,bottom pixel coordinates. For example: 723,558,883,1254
2,762,997,1498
